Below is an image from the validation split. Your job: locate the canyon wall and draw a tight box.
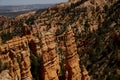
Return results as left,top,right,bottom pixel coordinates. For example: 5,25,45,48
0,36,33,80
0,30,90,80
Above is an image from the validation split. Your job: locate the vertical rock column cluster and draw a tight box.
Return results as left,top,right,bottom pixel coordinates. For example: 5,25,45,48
65,26,82,80
40,32,60,80
9,49,21,80
65,26,90,80
0,36,33,80
20,43,32,80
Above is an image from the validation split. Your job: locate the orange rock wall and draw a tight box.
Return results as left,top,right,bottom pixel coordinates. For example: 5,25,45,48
0,32,90,80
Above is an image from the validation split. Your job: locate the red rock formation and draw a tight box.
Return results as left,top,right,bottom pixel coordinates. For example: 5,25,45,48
40,32,60,80
0,30,90,80
9,50,21,80
81,65,90,80
65,26,82,80
65,26,90,80
0,36,34,80
0,70,12,80
20,50,32,80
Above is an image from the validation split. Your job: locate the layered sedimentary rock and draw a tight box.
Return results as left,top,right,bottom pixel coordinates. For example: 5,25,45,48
0,0,119,79
81,65,90,80
65,26,82,80
0,30,90,80
0,36,33,80
9,50,21,80
0,70,12,80
20,43,32,80
40,32,60,80
29,38,42,57
65,26,90,80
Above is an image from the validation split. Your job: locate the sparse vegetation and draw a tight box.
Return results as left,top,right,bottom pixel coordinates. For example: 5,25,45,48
0,0,120,79
0,60,9,72
1,32,12,43
30,51,42,80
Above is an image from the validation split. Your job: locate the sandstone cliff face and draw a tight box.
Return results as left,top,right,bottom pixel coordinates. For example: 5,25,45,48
65,26,82,80
0,31,90,80
9,50,21,80
40,32,60,80
81,65,90,80
20,44,32,80
65,26,90,80
0,70,12,80
2,0,119,79
0,36,33,80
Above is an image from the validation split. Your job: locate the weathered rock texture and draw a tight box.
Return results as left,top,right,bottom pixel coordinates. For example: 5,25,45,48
0,70,12,80
65,26,90,80
0,36,33,80
65,26,82,80
81,65,90,80
9,50,21,80
0,31,90,80
20,45,32,80
40,32,60,80
0,0,119,79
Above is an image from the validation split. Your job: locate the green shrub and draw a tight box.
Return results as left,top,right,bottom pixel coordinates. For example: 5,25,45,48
0,60,9,72
1,32,12,43
30,51,42,80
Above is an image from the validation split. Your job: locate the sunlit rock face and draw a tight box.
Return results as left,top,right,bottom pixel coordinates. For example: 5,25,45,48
40,32,60,80
1,0,119,79
64,26,90,80
0,70,12,80
0,30,90,80
65,26,82,80
0,36,33,80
